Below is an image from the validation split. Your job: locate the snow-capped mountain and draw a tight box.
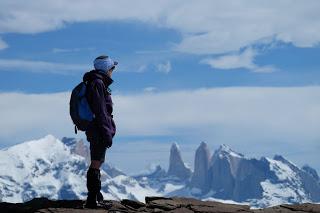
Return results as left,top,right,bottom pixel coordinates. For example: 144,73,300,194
0,135,182,203
183,143,320,208
0,135,87,203
60,137,126,178
0,135,319,208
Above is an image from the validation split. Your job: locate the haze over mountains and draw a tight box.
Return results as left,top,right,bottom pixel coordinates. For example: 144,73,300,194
0,135,319,208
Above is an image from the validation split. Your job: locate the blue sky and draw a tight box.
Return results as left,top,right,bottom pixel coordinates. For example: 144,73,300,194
1,21,320,93
0,1,320,175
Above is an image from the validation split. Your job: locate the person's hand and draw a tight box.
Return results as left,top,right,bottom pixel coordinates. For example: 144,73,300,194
105,140,112,148
106,144,112,149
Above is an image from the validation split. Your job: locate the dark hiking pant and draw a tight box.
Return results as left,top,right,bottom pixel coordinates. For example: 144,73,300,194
87,129,107,163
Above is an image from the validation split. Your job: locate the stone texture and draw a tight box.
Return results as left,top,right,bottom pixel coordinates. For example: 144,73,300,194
166,142,192,181
61,137,91,165
121,199,146,209
0,196,319,213
190,141,211,194
255,203,320,213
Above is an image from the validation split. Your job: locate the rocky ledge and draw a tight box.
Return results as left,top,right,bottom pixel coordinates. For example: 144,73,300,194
0,196,319,213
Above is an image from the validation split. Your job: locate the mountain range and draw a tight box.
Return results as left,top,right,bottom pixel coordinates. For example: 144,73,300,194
0,135,319,208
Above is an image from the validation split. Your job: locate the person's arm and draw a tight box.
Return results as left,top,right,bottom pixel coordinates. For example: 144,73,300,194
90,79,113,147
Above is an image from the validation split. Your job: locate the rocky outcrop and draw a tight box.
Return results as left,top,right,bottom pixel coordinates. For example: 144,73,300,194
1,197,319,213
101,163,126,178
190,141,211,194
167,142,192,181
133,165,167,180
303,165,320,181
62,137,126,178
188,144,320,205
61,137,91,164
206,144,247,199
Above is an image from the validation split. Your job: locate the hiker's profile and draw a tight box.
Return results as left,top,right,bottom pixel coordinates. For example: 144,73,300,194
70,55,117,208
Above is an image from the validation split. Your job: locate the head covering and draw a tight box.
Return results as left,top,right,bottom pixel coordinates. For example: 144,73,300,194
93,55,118,73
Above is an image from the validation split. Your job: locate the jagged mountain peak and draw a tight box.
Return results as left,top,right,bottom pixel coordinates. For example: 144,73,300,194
61,137,77,146
2,134,71,164
190,141,211,193
2,136,320,208
273,154,286,162
4,134,61,151
61,137,90,164
196,141,210,157
133,164,167,180
273,154,300,171
273,154,297,166
199,141,208,149
167,142,192,180
169,142,183,161
171,142,180,151
215,144,244,158
61,137,125,178
0,135,87,203
219,143,230,150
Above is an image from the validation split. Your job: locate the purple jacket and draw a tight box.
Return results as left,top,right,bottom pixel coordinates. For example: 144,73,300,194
83,70,116,147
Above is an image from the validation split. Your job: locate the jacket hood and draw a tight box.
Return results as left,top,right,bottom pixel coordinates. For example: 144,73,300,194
83,70,113,87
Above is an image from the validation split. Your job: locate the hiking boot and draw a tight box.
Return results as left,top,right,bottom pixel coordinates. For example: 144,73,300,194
84,192,97,208
97,191,104,202
85,167,101,208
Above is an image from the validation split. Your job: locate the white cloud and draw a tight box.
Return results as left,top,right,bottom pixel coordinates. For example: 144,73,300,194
113,87,320,143
1,86,320,146
52,47,95,53
0,37,8,50
0,58,89,74
156,61,171,73
0,92,74,145
201,48,277,73
0,0,320,55
1,87,320,173
52,48,81,53
170,1,320,54
137,64,148,73
143,87,157,92
0,0,169,34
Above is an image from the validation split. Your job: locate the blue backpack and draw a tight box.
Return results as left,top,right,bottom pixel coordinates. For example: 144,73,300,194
69,81,94,134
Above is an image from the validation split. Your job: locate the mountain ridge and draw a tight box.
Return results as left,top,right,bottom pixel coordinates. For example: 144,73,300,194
0,135,319,208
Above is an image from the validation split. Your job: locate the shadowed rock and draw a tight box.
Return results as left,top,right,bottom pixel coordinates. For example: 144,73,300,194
167,142,192,181
1,197,319,213
190,141,211,194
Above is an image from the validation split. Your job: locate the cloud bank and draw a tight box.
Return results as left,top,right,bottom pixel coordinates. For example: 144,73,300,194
1,86,320,146
0,59,88,74
0,0,320,55
1,86,320,173
201,48,277,73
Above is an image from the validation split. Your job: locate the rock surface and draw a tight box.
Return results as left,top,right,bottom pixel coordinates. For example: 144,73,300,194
167,142,192,180
1,196,319,213
190,141,211,193
61,137,91,165
184,144,320,206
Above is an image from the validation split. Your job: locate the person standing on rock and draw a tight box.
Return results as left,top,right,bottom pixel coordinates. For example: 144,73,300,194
82,55,117,208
